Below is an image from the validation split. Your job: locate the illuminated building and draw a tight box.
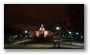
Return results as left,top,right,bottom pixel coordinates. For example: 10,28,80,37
34,24,53,38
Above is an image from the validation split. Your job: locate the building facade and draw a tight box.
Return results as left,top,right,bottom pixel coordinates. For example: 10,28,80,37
34,24,53,38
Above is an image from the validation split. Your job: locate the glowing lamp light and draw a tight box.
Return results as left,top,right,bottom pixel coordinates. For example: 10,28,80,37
25,31,27,33
56,27,60,30
69,31,71,34
76,32,79,35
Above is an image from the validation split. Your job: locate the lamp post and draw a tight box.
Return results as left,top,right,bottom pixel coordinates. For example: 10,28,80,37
76,32,79,42
24,30,27,46
68,31,72,44
55,26,61,47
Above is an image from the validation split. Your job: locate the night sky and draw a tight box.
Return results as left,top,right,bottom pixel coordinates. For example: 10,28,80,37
4,4,84,31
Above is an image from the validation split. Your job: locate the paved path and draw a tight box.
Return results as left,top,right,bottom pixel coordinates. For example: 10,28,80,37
12,39,30,44
10,39,84,49
72,42,84,46
65,42,84,47
26,44,83,49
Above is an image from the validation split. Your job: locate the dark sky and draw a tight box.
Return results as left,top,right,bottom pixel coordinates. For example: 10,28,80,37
4,4,84,31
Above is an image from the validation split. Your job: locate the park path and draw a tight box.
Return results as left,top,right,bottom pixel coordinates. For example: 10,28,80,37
72,42,84,46
11,39,84,49
12,39,30,44
65,42,84,47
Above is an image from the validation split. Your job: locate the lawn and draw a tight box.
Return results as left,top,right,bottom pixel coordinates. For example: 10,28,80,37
4,39,76,49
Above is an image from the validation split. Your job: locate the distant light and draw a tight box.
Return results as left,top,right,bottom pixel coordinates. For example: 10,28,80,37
62,35,64,37
13,35,17,38
15,35,17,37
56,27,59,30
81,35,83,38
69,31,71,34
26,36,28,37
76,32,79,35
25,31,27,33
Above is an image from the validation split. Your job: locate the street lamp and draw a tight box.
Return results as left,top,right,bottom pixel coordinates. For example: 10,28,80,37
76,32,79,42
24,30,28,46
56,27,60,30
69,31,71,34
68,31,72,44
25,31,28,33
55,26,61,47
76,32,79,35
